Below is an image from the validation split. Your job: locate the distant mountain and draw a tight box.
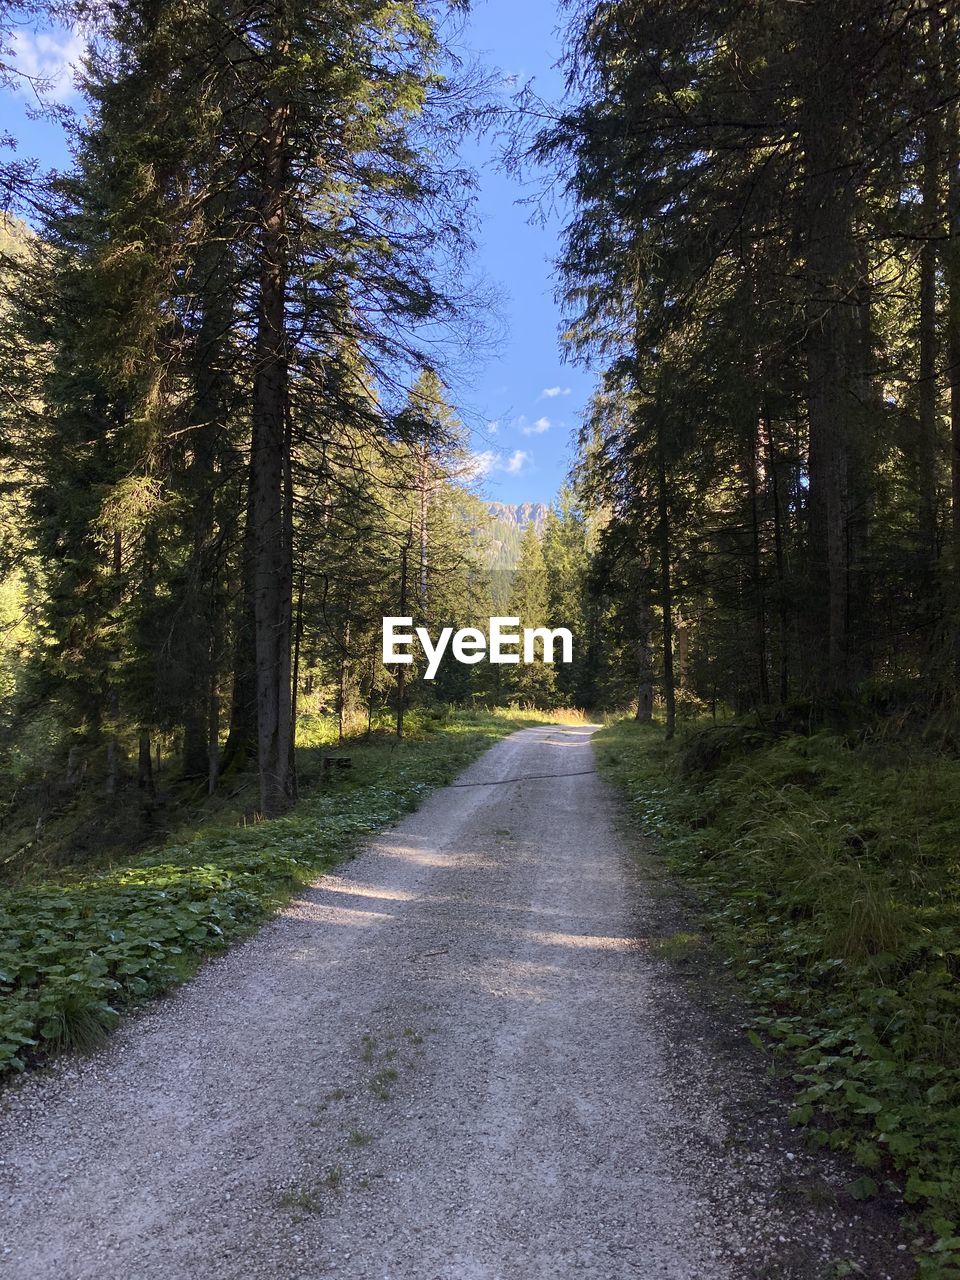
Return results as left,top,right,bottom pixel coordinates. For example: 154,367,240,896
486,501,549,535
482,502,550,582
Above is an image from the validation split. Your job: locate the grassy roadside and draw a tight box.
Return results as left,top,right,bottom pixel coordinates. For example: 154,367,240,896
0,708,555,1078
594,718,960,1280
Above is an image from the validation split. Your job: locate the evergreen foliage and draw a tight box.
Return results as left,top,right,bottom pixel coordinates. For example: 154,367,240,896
531,0,960,725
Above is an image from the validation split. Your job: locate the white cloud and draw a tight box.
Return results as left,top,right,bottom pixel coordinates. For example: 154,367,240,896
521,416,551,436
487,420,499,436
541,386,571,399
466,448,530,479
10,26,85,104
467,450,497,478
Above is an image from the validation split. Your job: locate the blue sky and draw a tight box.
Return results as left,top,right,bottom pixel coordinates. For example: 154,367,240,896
1,1,585,507
451,0,591,506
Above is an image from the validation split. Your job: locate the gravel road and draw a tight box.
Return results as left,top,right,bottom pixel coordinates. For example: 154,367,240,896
0,725,911,1279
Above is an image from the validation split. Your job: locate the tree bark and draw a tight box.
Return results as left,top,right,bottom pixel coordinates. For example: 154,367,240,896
947,83,960,668
367,649,377,740
250,15,296,816
418,439,429,615
396,531,411,739
105,528,123,795
223,491,257,773
765,412,790,703
290,557,305,745
182,711,208,780
138,730,156,801
207,684,220,796
635,567,653,723
656,432,676,740
181,227,232,784
918,65,941,582
799,2,859,696
337,616,350,745
748,416,770,705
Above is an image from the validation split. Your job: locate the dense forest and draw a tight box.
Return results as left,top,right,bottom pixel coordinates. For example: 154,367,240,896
539,0,960,738
1,0,959,852
0,0,591,846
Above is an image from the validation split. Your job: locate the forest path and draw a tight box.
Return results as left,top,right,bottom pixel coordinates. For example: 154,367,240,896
0,725,906,1280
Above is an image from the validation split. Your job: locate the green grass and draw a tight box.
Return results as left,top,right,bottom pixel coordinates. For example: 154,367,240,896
0,708,543,1078
596,717,960,1279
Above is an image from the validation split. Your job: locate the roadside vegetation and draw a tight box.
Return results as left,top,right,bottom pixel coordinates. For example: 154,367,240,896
596,716,960,1279
0,707,557,1079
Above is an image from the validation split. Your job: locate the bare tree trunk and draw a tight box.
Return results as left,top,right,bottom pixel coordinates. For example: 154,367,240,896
138,731,156,802
105,528,123,795
223,493,257,773
250,16,296,816
338,617,350,745
635,569,653,723
65,745,85,790
656,433,676,740
181,232,230,783
748,417,770,705
367,649,377,740
918,64,941,582
847,256,881,683
207,684,220,796
396,531,411,739
799,2,859,696
676,619,689,693
290,557,305,744
947,83,960,671
765,412,790,703
182,711,208,780
418,440,429,615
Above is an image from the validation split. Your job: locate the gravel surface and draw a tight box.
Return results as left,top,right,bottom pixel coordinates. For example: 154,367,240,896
0,725,914,1279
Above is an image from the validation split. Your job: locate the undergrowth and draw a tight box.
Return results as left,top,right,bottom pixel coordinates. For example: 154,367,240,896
0,707,545,1078
596,717,960,1280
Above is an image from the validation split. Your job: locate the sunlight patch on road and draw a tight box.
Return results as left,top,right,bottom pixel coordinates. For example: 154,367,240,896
290,901,394,927
323,880,418,903
529,929,645,951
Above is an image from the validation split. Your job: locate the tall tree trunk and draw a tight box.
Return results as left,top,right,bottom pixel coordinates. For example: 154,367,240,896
748,417,770,705
396,530,411,739
182,712,208,781
181,227,232,783
765,412,790,703
250,20,296,816
223,490,257,773
105,527,123,795
138,730,156,802
207,684,220,796
947,86,960,670
799,2,859,696
676,619,689,693
635,564,653,723
656,432,676,740
367,649,377,740
418,439,429,615
918,71,941,584
337,616,350,745
290,557,305,745
847,257,881,683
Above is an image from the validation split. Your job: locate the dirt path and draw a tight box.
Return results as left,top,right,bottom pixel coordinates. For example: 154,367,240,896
0,726,910,1279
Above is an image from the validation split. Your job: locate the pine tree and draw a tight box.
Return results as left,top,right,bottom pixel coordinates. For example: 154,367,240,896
507,524,556,707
